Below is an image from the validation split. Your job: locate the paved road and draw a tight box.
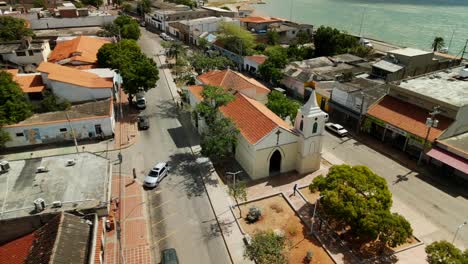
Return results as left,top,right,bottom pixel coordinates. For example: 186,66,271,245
117,29,231,264
322,131,468,249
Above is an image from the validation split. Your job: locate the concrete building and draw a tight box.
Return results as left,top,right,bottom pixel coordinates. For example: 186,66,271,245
188,86,328,179
364,66,468,159
168,16,239,44
0,152,111,220
267,21,313,44
0,38,51,67
243,54,267,74
281,55,371,97
239,16,283,34
5,69,45,101
48,36,111,69
3,98,114,148
371,47,461,82
145,8,216,32
195,69,271,104
37,62,117,103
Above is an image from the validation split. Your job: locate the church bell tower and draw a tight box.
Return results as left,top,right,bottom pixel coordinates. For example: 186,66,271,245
294,88,328,174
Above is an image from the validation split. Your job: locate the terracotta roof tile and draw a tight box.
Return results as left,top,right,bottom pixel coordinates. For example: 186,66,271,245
188,85,204,101
197,70,270,95
220,93,293,144
367,96,453,142
48,36,110,64
240,16,283,23
0,232,34,264
245,55,268,65
37,62,113,89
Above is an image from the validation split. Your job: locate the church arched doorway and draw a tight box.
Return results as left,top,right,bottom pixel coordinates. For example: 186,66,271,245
269,150,282,176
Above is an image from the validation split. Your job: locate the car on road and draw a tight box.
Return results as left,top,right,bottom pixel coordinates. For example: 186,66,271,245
325,123,348,137
136,92,146,109
143,162,169,188
160,33,173,41
137,116,149,130
161,248,179,264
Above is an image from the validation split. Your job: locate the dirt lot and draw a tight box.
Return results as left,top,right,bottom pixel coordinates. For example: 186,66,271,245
235,195,334,264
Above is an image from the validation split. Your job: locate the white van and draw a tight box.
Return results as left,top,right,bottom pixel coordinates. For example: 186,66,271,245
136,92,146,109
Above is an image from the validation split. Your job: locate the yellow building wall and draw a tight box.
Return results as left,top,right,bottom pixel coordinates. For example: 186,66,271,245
252,142,298,179
315,92,330,112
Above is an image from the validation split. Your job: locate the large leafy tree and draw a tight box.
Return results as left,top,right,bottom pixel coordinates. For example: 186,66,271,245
244,230,288,264
431,37,445,52
0,71,33,125
217,22,255,56
310,165,412,246
137,0,151,14
258,46,288,84
189,51,234,74
0,128,10,148
97,40,158,101
314,26,361,57
81,0,103,7
162,41,187,65
266,91,300,122
99,15,141,40
195,85,234,123
0,16,34,41
426,240,468,264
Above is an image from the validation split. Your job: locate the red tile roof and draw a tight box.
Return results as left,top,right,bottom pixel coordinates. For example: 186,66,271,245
240,16,283,24
220,93,293,144
245,55,268,65
48,36,110,64
0,232,34,264
5,69,45,93
37,62,113,89
197,70,270,95
367,96,453,142
188,85,204,101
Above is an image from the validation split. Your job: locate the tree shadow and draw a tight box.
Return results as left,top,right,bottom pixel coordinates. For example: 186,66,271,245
153,100,179,119
204,217,234,239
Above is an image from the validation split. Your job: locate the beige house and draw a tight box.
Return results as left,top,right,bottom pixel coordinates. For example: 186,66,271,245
188,84,328,180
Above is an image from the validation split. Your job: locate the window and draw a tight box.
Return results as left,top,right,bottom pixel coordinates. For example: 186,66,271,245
28,50,34,56
299,120,304,131
16,132,24,137
16,51,26,56
312,122,318,133
59,128,67,132
33,50,41,53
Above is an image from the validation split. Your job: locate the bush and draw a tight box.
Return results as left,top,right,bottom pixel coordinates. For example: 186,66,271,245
246,206,262,223
244,230,288,264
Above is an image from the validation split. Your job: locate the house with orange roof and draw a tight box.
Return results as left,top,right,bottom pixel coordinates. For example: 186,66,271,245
4,69,45,100
37,62,117,103
48,36,110,69
196,69,271,104
244,55,268,74
239,16,283,33
188,85,328,179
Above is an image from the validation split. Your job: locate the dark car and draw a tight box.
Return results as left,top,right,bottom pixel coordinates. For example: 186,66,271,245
137,116,149,130
161,248,179,264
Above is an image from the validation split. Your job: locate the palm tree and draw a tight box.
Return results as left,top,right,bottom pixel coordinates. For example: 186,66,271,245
431,37,445,52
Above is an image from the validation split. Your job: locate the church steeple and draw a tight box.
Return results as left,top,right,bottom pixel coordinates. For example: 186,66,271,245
294,88,328,138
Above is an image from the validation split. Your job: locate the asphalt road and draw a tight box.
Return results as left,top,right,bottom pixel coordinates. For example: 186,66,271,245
117,29,231,264
322,130,468,249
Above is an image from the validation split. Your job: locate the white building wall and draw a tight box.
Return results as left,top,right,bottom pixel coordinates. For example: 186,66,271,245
4,116,114,148
234,135,256,178
49,80,112,103
26,15,117,30
1,43,50,66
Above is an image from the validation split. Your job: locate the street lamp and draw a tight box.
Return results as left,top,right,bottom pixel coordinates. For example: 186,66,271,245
417,106,440,166
310,195,325,234
452,220,467,244
226,171,242,187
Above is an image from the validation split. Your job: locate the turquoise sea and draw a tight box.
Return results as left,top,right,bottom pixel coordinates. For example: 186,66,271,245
254,0,468,55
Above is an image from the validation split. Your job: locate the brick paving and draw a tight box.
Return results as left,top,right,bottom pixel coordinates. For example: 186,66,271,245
114,91,139,149
104,174,152,264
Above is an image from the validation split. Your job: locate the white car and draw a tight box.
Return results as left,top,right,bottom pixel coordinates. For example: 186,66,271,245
160,33,173,41
144,162,169,188
325,123,348,137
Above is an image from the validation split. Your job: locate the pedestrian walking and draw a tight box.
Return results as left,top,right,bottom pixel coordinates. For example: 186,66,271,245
132,168,137,183
118,152,122,164
293,183,298,196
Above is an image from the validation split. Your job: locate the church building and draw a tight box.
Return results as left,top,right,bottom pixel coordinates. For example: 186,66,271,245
187,71,328,180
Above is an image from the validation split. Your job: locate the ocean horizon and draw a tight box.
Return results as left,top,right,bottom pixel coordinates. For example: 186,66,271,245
254,0,468,55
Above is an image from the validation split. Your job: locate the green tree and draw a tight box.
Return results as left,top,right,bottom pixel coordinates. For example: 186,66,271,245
200,116,239,162
258,46,288,83
228,181,247,217
0,128,10,148
258,62,283,84
37,90,71,113
97,40,158,102
189,51,234,74
432,37,445,52
310,165,412,246
162,41,187,66
349,45,373,58
81,0,103,7
295,30,312,45
266,90,300,121
314,26,360,56
244,230,288,264
195,85,234,123
218,22,255,56
0,16,34,41
0,71,33,125
33,0,47,9
426,240,468,264
267,30,279,45
137,0,151,15
99,15,141,40
74,1,84,8
121,2,132,12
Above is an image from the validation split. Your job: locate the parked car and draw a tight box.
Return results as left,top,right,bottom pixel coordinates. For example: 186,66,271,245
325,123,348,137
140,21,146,27
137,116,149,130
136,92,146,109
143,162,169,188
161,248,179,264
160,33,173,41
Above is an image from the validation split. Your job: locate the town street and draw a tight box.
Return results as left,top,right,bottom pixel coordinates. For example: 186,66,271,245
322,131,468,249
115,29,231,263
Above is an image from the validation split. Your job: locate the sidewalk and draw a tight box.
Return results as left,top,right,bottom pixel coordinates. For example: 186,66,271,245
104,174,152,264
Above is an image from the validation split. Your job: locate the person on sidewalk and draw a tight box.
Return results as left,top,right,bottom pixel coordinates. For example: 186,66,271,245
293,184,298,196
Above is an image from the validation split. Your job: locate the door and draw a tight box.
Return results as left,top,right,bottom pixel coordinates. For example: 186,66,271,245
269,150,282,176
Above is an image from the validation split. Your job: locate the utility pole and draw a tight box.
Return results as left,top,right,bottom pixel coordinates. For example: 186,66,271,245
417,106,440,166
452,220,467,244
65,112,79,153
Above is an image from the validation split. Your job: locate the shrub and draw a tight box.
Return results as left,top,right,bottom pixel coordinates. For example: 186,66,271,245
246,206,261,223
